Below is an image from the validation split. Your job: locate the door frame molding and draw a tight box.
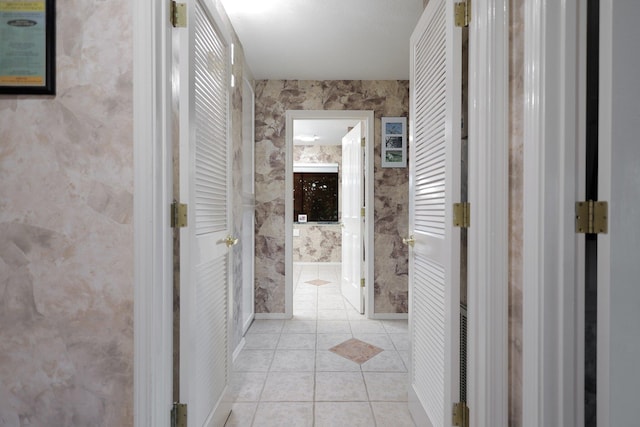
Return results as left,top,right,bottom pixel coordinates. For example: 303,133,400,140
133,0,238,423
133,0,174,425
241,75,256,336
467,0,509,425
281,110,374,319
522,0,582,425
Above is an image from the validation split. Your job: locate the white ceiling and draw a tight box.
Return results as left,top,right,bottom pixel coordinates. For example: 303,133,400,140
220,0,424,80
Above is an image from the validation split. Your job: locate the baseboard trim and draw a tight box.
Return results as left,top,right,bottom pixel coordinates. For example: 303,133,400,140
369,312,408,320
254,313,291,320
232,338,245,363
242,314,255,336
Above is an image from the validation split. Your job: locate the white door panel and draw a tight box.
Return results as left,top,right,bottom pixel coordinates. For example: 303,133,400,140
341,123,364,313
408,0,461,425
178,0,231,425
598,2,640,423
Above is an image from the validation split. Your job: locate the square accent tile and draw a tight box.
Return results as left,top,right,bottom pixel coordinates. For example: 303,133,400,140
317,333,353,351
360,350,407,372
329,338,383,364
305,279,331,286
352,333,395,350
316,351,361,372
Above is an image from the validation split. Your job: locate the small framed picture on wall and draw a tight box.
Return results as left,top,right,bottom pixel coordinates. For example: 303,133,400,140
381,117,407,168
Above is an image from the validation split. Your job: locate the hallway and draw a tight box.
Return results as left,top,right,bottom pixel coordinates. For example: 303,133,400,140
225,264,416,426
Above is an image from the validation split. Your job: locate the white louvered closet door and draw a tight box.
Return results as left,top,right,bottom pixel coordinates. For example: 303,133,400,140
178,0,232,426
408,0,461,426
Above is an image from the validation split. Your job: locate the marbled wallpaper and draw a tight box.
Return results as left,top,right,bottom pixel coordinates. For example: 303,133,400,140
0,1,133,425
295,144,342,163
293,224,342,263
509,0,524,425
254,80,409,314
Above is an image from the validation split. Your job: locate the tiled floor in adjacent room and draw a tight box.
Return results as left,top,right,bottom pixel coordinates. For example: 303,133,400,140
225,264,416,427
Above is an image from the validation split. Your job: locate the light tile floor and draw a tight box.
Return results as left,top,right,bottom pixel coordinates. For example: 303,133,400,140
225,264,416,427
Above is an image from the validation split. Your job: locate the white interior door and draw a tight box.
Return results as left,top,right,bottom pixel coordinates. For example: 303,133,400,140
341,123,364,313
408,0,461,425
598,2,640,423
178,1,232,426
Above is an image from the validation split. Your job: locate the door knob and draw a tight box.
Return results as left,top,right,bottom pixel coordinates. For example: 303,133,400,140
224,235,238,247
402,235,415,247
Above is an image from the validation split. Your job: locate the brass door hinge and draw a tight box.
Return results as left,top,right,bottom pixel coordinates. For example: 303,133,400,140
361,278,365,288
361,137,366,147
171,402,187,427
361,207,366,217
575,200,608,234
453,202,470,228
171,201,188,228
171,1,187,27
455,0,471,27
452,401,469,427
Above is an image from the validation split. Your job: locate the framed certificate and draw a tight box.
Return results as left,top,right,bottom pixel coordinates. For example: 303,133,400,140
0,0,55,95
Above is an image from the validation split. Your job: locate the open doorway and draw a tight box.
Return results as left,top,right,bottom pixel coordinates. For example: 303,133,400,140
285,110,374,319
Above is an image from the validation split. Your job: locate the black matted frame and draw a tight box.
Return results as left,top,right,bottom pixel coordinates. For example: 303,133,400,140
0,0,55,95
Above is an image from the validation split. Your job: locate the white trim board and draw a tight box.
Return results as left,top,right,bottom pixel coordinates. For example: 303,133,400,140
254,313,291,320
369,313,408,321
133,0,173,425
522,0,582,426
467,0,510,425
240,76,256,337
242,314,254,337
232,338,245,363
